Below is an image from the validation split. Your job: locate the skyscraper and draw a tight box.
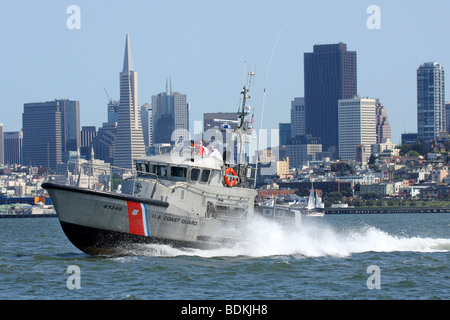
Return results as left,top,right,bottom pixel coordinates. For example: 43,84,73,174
113,34,146,169
290,97,305,138
278,123,291,146
304,43,357,156
375,102,391,144
417,62,445,142
0,123,4,165
59,99,80,153
3,131,23,165
338,97,377,162
140,103,153,148
22,101,62,170
107,100,120,124
152,79,190,145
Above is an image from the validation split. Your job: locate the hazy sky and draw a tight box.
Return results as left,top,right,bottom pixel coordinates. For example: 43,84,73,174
1,0,450,144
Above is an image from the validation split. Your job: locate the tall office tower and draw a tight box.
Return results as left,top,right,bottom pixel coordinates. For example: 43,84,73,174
140,103,153,148
0,123,4,165
93,122,117,165
304,43,357,156
22,101,62,170
290,97,305,138
279,123,291,146
81,126,97,148
3,131,23,165
375,102,391,143
446,102,450,132
338,97,377,162
80,126,97,160
107,100,120,124
59,100,80,153
417,62,445,142
113,34,146,169
174,91,190,143
152,79,190,145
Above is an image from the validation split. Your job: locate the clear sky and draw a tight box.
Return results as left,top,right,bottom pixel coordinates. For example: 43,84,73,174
1,0,450,145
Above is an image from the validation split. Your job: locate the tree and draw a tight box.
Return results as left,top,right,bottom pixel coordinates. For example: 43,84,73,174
295,188,310,197
407,150,420,157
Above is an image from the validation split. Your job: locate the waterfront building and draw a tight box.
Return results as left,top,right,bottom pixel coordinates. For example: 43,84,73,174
417,62,445,142
304,43,357,156
338,97,377,162
113,34,146,170
290,97,305,138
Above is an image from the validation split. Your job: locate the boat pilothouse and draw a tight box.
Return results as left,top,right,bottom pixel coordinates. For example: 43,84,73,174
42,71,300,256
129,151,258,222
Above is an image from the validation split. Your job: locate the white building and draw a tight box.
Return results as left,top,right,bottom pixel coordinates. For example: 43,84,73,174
371,138,398,156
338,97,377,162
114,34,146,170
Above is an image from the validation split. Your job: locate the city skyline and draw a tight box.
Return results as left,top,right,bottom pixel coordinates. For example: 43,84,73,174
2,1,450,146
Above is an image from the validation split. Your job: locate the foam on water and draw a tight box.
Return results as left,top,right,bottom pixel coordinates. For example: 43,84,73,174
136,217,450,258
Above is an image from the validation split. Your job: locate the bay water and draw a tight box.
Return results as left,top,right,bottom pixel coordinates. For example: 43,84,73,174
0,213,448,301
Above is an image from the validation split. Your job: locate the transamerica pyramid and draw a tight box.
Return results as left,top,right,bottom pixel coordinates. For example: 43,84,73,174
113,34,146,170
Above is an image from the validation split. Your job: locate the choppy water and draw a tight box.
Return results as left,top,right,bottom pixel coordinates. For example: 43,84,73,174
0,213,449,301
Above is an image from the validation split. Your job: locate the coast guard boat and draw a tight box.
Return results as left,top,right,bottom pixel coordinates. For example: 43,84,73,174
43,73,302,256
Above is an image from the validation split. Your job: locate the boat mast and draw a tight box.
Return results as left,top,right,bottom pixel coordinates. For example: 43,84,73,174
237,71,255,164
307,182,315,209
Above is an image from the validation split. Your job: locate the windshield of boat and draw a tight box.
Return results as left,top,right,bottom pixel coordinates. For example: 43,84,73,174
170,166,187,180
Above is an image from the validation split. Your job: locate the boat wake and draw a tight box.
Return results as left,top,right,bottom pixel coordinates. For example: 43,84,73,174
129,217,450,258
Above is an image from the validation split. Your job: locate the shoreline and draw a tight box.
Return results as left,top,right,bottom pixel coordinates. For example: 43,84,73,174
0,213,57,219
325,207,449,214
1,208,449,219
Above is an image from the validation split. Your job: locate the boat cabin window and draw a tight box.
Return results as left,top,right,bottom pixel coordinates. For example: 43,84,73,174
190,168,200,182
152,164,167,177
200,169,211,183
136,162,151,176
170,166,187,180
